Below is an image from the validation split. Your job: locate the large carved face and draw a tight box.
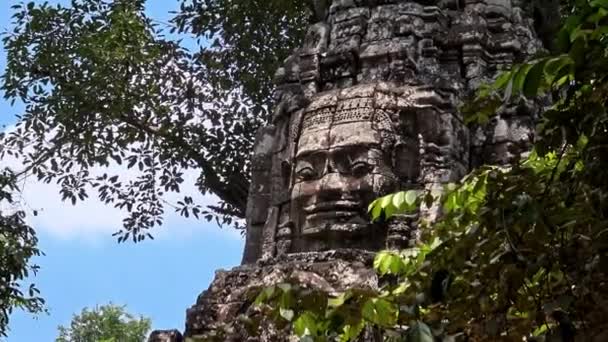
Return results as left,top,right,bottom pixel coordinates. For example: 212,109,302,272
290,95,399,251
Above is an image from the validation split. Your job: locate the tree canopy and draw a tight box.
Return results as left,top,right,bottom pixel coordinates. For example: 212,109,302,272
0,169,44,337
55,303,151,342
0,0,312,241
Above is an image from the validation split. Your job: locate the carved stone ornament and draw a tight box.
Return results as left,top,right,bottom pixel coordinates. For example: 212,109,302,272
151,0,547,340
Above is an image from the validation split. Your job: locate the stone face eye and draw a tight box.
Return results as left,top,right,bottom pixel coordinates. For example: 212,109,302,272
351,160,372,177
296,160,318,181
297,166,317,181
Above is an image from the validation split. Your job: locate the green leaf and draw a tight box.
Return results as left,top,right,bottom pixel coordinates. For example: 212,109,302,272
392,191,406,209
523,60,547,98
380,194,393,209
374,251,406,276
294,312,318,337
532,323,556,337
493,70,513,90
340,320,365,342
361,298,397,327
392,282,411,295
556,26,571,51
328,292,351,308
371,200,383,221
591,0,608,8
512,63,534,96
569,25,591,43
591,24,608,39
421,237,442,255
384,202,397,219
407,321,434,342
587,6,608,22
280,308,295,322
280,289,295,310
569,36,587,65
444,192,460,213
405,190,417,207
503,78,514,101
368,199,378,213
544,56,573,86
254,286,276,305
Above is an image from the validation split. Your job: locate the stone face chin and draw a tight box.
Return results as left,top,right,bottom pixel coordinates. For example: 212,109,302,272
150,1,545,340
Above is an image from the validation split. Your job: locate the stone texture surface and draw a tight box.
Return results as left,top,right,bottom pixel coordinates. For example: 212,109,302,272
186,250,378,341
151,0,546,340
148,330,183,342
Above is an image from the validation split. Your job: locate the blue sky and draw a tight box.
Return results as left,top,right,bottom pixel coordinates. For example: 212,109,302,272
0,1,244,341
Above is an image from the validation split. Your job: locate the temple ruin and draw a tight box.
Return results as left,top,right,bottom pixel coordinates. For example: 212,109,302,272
149,0,545,340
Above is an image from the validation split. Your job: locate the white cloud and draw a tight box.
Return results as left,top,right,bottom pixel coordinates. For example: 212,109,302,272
0,60,246,244
23,169,243,243
2,127,243,243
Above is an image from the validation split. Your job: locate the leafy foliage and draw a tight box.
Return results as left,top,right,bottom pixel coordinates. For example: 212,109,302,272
249,1,608,341
55,303,151,342
0,168,44,337
0,0,312,241
173,0,311,117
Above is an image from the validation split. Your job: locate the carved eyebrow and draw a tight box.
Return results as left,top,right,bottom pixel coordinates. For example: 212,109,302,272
296,144,384,159
295,149,329,159
326,144,383,153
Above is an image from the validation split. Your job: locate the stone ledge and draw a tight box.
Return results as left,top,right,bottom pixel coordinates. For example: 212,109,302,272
184,249,381,339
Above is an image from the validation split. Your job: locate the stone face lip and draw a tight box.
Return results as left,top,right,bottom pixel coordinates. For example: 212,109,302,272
148,0,545,340
147,330,183,342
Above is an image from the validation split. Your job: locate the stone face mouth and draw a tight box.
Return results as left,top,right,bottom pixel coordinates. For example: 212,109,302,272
304,200,360,214
303,200,363,222
306,210,358,221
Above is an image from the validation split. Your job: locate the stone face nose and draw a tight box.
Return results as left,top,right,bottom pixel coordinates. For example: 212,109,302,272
324,157,336,174
316,172,352,202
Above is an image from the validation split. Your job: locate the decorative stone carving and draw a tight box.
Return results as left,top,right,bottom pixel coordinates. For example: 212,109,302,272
287,85,443,253
151,1,547,340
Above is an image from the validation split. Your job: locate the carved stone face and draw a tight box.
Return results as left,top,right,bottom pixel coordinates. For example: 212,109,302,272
290,96,398,252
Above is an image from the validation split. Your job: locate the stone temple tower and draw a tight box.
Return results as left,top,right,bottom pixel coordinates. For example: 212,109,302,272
149,0,546,341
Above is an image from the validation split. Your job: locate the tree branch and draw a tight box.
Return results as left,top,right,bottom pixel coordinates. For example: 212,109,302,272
117,113,249,217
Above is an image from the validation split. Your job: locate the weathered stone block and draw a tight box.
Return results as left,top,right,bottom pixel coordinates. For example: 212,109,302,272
148,330,183,342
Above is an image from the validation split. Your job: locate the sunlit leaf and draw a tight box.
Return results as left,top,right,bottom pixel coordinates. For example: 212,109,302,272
407,321,434,342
